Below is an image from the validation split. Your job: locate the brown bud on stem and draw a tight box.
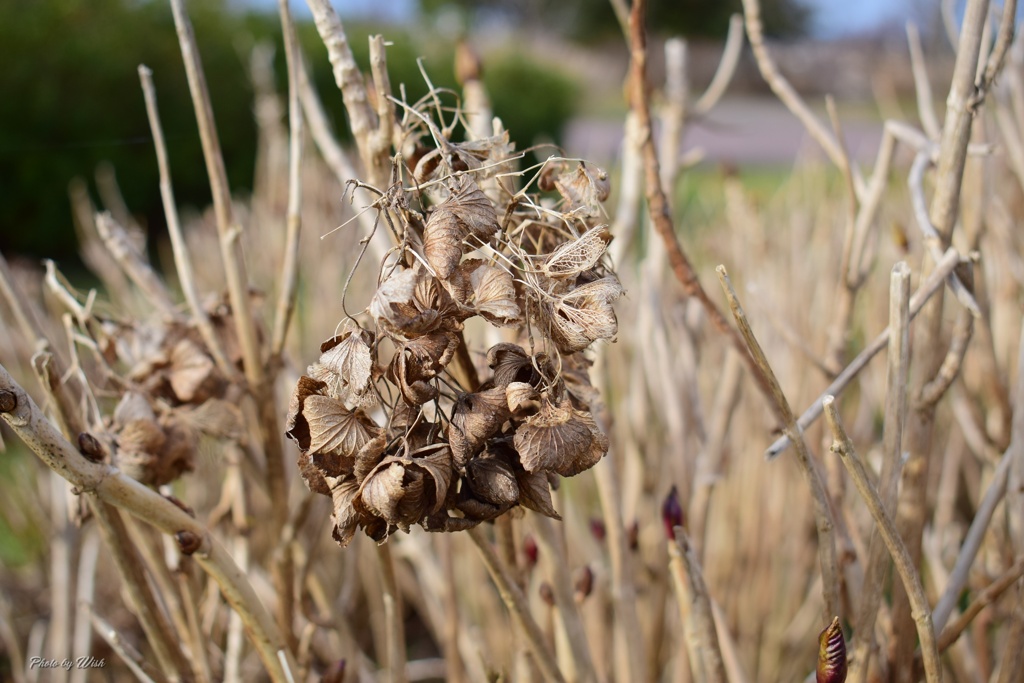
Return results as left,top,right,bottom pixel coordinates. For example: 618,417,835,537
77,432,105,462
539,582,555,607
573,565,594,602
175,530,202,556
0,390,17,413
662,485,684,540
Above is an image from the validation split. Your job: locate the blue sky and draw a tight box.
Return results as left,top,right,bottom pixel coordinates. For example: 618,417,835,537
244,0,919,39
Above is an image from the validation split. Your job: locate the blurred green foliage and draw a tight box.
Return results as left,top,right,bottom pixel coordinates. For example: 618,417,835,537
0,0,577,263
421,0,811,42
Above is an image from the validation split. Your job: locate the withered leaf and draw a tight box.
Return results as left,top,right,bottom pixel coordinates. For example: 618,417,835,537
353,432,388,484
541,225,612,280
308,329,374,408
304,395,383,478
285,376,328,452
515,468,561,519
449,386,512,470
547,277,625,353
357,447,453,532
327,476,361,547
424,177,499,278
465,454,519,507
513,397,607,477
506,382,540,413
554,162,611,216
486,343,533,387
168,337,217,403
177,399,245,442
469,264,520,325
370,266,456,338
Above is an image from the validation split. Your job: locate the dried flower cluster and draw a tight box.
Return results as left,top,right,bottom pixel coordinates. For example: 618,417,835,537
62,300,248,489
287,108,623,546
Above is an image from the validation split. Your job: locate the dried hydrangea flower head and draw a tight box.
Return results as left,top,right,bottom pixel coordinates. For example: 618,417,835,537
288,93,623,546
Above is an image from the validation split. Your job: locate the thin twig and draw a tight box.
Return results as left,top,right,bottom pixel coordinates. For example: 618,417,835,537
533,515,599,683
467,526,567,683
849,263,911,683
907,23,942,140
84,603,165,683
668,526,726,683
627,0,774,408
270,0,304,360
0,363,297,682
766,247,966,459
938,555,1024,651
693,15,744,116
377,543,409,683
716,265,841,623
95,212,177,316
137,65,235,379
822,397,943,683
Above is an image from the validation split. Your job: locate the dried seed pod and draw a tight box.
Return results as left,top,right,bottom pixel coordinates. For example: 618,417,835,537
513,396,607,477
816,617,847,683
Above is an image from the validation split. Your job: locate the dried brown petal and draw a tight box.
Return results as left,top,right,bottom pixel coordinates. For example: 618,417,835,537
304,395,383,478
506,382,540,413
298,451,330,496
177,399,245,442
308,329,375,408
468,263,520,325
285,375,328,452
515,468,561,519
118,419,166,457
357,448,452,532
449,386,512,470
541,225,612,280
547,277,625,353
424,177,499,278
388,331,459,406
353,432,388,484
486,343,533,387
465,454,519,507
168,337,218,403
116,416,195,486
114,392,155,428
328,476,361,548
513,397,607,477
554,162,611,216
370,266,457,338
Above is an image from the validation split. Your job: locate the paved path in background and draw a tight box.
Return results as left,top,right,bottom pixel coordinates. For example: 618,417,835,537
564,96,887,168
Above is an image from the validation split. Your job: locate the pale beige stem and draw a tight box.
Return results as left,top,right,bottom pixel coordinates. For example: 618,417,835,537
84,603,165,683
668,527,726,683
716,266,841,623
849,263,911,683
467,526,567,683
822,397,942,683
0,363,297,682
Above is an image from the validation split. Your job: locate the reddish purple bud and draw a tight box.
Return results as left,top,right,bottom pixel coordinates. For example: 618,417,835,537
816,617,847,683
539,582,555,606
523,534,539,570
627,520,640,551
589,518,607,542
662,485,684,540
573,565,594,602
